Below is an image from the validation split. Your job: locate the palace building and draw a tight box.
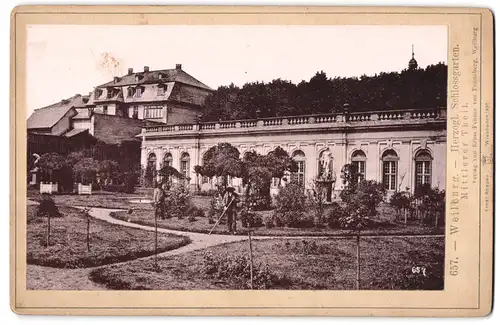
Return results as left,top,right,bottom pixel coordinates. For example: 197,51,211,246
139,106,447,199
138,50,447,199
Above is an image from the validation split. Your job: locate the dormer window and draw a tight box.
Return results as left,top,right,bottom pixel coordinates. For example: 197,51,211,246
158,73,163,79
157,83,166,96
135,74,143,83
94,89,103,99
135,87,143,98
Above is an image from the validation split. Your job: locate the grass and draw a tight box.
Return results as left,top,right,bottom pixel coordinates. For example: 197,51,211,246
28,191,155,211
111,201,445,237
90,236,444,290
27,205,191,268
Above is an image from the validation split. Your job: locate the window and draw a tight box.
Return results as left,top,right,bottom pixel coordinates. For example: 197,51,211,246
127,87,134,98
94,89,103,99
351,150,367,183
180,153,190,179
291,150,306,188
163,152,173,167
102,105,108,114
132,106,139,119
107,88,114,99
415,150,432,189
157,85,166,96
272,177,280,187
381,149,398,191
135,87,142,97
145,153,157,187
144,105,163,119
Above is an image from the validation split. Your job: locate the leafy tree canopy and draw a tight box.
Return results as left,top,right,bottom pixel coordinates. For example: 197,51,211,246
201,63,447,121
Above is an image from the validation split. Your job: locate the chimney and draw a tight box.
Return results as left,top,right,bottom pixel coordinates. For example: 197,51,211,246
128,68,134,75
176,64,182,70
144,66,150,72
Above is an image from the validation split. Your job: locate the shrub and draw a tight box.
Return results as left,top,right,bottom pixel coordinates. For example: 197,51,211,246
389,191,411,220
186,206,205,222
274,182,306,213
273,182,310,228
274,211,314,228
240,207,263,228
202,251,289,289
207,193,224,219
36,194,62,219
123,173,138,194
164,182,192,219
326,202,345,229
264,215,274,228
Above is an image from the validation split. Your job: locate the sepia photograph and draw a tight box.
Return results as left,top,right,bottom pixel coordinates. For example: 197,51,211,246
10,4,494,317
25,24,448,291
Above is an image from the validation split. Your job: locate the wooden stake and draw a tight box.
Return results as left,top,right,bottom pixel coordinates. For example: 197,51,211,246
86,210,91,252
46,213,51,247
356,233,360,290
248,230,254,289
154,206,158,270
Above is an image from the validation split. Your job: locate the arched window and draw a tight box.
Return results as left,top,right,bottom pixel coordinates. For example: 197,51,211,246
381,149,398,191
291,150,306,188
163,152,173,167
201,152,210,184
146,153,157,187
180,152,190,179
351,150,367,183
415,150,432,189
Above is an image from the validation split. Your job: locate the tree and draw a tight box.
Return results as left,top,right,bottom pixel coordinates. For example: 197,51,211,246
200,63,448,121
266,147,298,185
413,184,446,227
73,157,100,185
339,163,361,203
390,190,411,223
97,160,120,186
194,143,244,187
307,180,328,226
339,180,386,290
37,152,66,182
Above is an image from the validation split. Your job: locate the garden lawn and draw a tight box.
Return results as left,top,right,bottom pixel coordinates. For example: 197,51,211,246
28,191,155,210
27,205,191,268
90,236,444,290
111,203,445,237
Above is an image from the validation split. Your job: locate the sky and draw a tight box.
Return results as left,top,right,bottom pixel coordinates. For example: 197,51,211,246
26,25,447,116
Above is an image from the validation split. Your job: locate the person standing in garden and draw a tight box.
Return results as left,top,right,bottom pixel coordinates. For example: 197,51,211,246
153,182,166,220
222,186,239,234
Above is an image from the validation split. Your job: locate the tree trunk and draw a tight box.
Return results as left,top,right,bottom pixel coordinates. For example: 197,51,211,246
87,213,91,252
248,231,254,289
154,208,158,270
356,232,360,290
46,214,51,247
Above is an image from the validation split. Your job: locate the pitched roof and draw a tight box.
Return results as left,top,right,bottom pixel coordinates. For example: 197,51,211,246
64,128,89,137
97,66,213,91
27,94,81,129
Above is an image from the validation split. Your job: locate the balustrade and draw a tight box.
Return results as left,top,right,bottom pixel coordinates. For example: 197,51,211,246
142,108,442,133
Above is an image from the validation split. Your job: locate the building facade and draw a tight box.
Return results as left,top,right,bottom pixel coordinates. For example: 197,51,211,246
28,64,213,143
139,107,447,199
89,64,213,125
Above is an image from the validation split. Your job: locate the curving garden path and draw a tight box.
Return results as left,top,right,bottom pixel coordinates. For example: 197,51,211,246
27,203,444,290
